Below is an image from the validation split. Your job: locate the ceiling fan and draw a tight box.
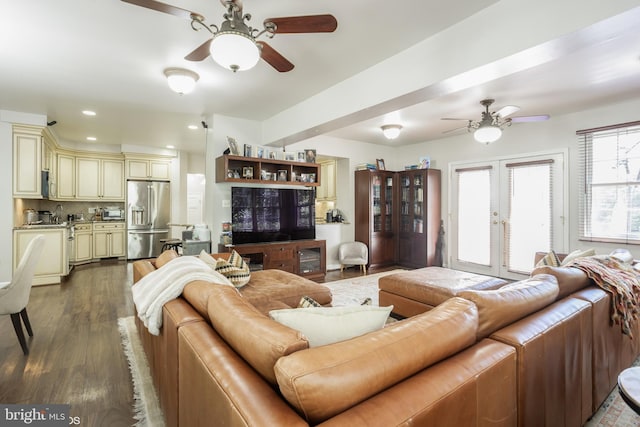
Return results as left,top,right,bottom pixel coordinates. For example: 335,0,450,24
442,99,550,144
121,0,338,72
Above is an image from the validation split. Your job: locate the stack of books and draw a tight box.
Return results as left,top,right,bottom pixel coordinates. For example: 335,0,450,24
356,163,377,171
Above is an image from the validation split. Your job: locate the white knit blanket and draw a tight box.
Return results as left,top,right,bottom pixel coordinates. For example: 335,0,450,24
132,256,231,335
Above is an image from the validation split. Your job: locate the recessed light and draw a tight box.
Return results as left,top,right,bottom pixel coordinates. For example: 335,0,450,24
166,145,175,149
188,125,198,130
86,136,97,141
82,110,96,116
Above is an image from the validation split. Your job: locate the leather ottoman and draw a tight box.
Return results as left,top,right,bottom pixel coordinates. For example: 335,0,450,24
379,267,508,318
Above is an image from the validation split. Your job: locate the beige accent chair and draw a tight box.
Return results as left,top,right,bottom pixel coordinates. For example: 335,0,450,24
339,241,368,274
0,234,45,355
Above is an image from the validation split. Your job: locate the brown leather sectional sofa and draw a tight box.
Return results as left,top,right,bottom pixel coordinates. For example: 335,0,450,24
132,251,639,426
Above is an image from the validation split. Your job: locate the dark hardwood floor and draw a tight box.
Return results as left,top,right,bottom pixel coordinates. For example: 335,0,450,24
0,260,377,426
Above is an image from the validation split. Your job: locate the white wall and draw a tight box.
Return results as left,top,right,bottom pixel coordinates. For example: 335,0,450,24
395,97,640,258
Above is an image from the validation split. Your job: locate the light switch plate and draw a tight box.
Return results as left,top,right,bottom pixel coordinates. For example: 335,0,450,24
222,200,230,208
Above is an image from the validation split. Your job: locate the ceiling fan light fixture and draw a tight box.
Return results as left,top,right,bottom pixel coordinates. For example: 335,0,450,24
164,68,199,94
381,124,403,140
210,31,260,72
474,124,502,144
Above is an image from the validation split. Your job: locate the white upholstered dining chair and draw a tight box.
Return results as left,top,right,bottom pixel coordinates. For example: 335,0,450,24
0,234,45,355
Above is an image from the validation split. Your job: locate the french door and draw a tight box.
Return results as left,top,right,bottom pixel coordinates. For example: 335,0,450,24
450,152,566,280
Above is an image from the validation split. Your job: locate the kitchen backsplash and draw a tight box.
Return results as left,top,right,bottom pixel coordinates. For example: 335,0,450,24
15,199,125,226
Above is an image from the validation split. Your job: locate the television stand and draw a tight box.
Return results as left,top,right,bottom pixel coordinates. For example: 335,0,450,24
220,240,326,281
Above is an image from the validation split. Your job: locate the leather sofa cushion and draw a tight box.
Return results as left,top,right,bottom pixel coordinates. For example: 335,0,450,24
531,265,592,299
378,267,508,308
206,285,308,385
274,297,478,424
458,274,559,340
239,269,332,312
155,249,179,268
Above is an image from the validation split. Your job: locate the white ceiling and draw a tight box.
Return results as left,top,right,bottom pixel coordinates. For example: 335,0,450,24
1,1,639,153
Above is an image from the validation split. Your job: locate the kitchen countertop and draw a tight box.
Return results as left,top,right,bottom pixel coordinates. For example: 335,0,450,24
14,222,69,230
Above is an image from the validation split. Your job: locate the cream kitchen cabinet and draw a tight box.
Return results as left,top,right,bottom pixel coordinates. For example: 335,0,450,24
14,227,69,285
55,154,76,200
93,222,125,258
76,157,125,201
125,158,171,180
72,223,93,263
317,160,337,200
12,125,43,198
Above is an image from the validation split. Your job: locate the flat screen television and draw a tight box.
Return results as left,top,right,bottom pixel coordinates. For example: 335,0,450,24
231,187,316,245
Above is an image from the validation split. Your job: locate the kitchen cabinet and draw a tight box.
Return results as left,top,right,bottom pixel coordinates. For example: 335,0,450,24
125,158,171,180
76,157,125,201
55,154,75,200
317,160,336,200
72,223,93,263
12,125,42,198
93,222,125,258
14,227,69,285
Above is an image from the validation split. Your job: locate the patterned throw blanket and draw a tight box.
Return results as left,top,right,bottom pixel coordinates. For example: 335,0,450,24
567,256,640,338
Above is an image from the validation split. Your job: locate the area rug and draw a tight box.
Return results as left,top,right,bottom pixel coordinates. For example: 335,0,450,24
323,269,405,307
118,316,166,427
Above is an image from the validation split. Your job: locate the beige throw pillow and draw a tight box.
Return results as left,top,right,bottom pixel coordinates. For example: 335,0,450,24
269,305,393,347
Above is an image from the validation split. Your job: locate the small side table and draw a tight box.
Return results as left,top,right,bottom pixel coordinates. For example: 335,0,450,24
618,367,640,415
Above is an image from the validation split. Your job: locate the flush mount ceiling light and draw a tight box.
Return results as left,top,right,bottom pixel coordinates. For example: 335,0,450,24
381,124,403,140
164,68,199,94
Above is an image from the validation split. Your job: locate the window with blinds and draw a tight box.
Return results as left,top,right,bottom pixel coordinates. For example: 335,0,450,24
577,121,640,244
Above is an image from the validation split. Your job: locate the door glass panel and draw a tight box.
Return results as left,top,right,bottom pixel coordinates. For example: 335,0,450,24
507,164,552,273
457,170,491,265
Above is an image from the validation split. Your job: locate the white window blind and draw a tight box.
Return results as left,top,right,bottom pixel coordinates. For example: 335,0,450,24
577,121,640,244
455,166,492,266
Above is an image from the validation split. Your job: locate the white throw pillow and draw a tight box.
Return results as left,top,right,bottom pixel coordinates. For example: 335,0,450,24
560,248,596,266
269,305,393,347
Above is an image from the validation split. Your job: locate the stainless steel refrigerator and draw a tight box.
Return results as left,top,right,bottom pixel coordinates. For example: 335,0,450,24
126,180,171,260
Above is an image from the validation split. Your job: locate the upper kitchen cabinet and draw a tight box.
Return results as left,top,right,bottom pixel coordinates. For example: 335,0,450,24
317,160,336,201
125,157,171,180
54,153,75,200
76,156,125,201
12,124,43,198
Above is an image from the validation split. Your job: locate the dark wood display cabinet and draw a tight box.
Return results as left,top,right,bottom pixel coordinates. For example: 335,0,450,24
355,168,441,270
215,155,320,186
355,170,397,270
222,239,326,281
397,169,441,268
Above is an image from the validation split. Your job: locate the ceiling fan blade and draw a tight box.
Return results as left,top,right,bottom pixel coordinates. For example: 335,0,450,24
257,41,294,72
443,125,469,134
441,117,472,121
265,15,338,33
185,39,212,61
121,0,199,20
496,105,520,118
510,114,550,123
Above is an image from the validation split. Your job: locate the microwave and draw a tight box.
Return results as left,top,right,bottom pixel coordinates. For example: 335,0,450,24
102,208,124,221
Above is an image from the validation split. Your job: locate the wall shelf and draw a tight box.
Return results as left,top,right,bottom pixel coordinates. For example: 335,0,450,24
215,155,321,186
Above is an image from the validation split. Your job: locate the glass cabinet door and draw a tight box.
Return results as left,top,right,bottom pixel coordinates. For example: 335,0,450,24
372,174,382,232
413,174,424,233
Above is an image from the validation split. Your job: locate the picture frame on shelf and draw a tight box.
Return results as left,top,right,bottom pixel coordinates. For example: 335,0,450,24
419,156,431,169
242,166,254,179
244,144,253,157
376,158,386,170
267,149,278,160
227,137,240,156
305,149,317,163
256,146,265,159
284,152,296,161
297,151,306,162
277,170,288,181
